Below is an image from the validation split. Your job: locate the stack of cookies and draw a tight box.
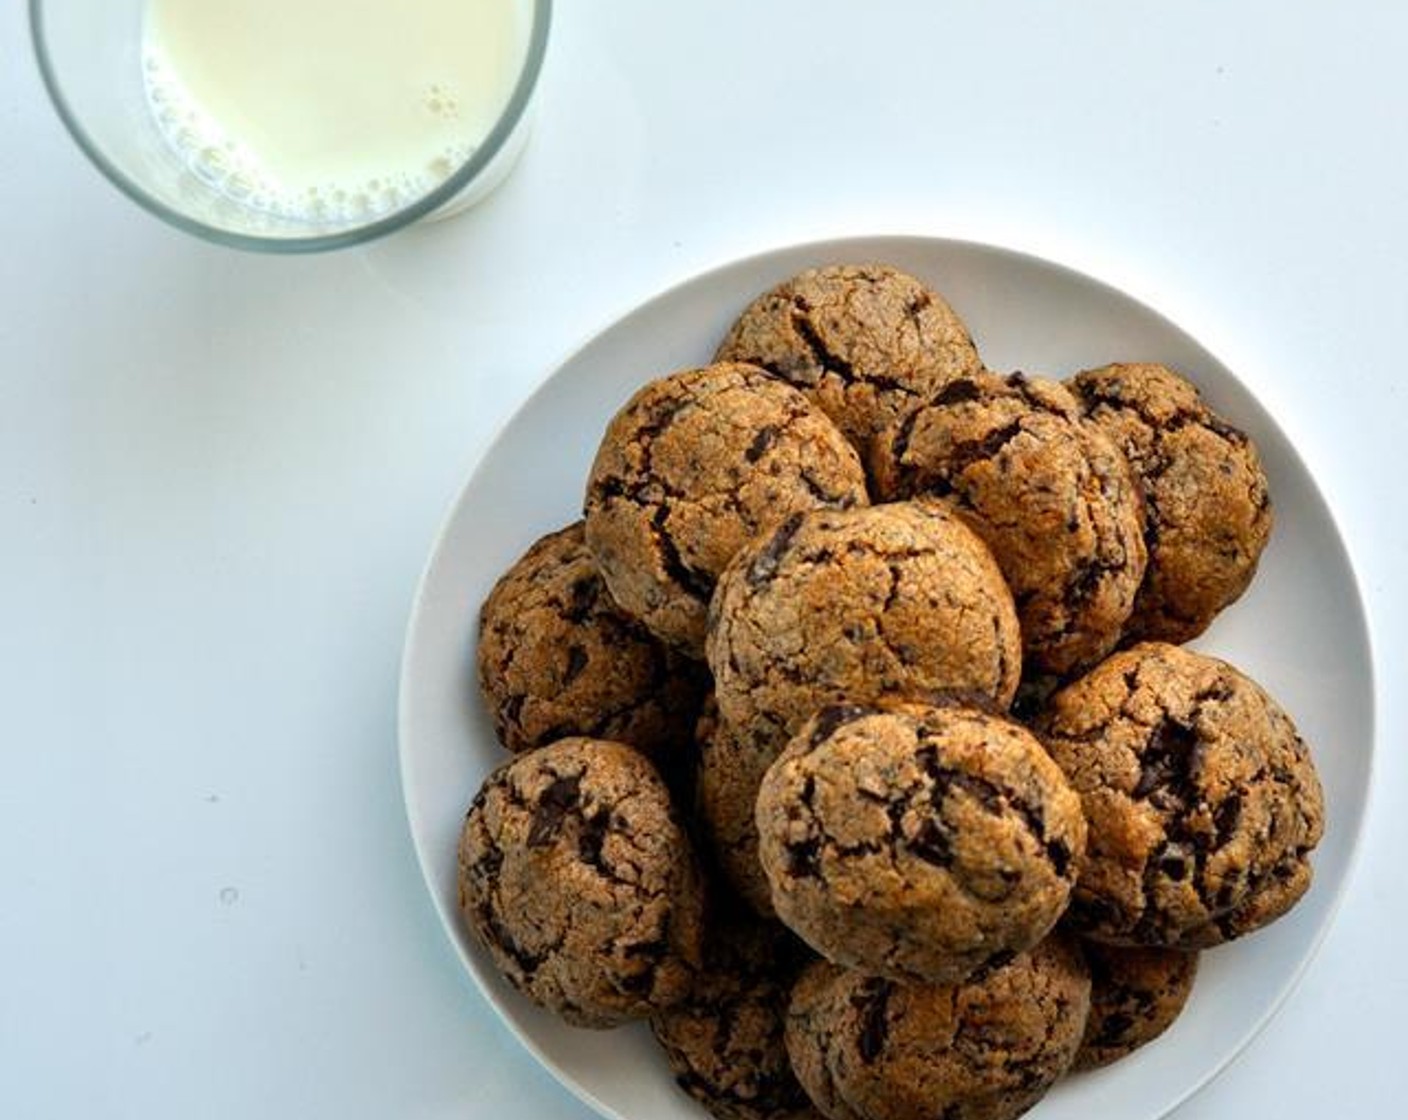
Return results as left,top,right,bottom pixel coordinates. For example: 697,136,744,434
458,264,1325,1120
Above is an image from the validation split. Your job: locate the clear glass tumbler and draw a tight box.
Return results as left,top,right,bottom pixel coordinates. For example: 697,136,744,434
30,0,551,252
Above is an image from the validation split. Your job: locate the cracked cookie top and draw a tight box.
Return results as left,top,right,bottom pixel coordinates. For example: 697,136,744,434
755,703,1086,984
1034,642,1325,949
715,264,982,455
650,908,821,1120
1069,362,1273,644
1075,942,1198,1071
585,362,868,657
706,501,1022,745
695,696,783,917
457,738,706,1028
785,936,1090,1120
870,370,1148,677
476,523,707,759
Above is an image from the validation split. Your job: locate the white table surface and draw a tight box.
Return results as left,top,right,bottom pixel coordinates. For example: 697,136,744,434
4,2,1405,1117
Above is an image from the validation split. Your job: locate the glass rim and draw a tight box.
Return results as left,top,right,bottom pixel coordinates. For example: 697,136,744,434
29,0,553,254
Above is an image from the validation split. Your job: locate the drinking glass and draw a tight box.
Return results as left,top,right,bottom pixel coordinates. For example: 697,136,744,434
30,0,552,252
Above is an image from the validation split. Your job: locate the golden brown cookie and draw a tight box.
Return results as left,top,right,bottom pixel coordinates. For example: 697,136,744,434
1068,362,1273,643
695,696,783,916
1075,942,1198,1070
457,738,705,1027
870,371,1147,677
786,937,1091,1120
476,523,706,760
715,264,982,454
1034,643,1325,949
651,909,820,1120
756,703,1086,984
584,362,869,657
706,501,1022,747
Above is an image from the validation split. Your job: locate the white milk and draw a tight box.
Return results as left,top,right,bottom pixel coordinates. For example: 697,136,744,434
143,0,525,223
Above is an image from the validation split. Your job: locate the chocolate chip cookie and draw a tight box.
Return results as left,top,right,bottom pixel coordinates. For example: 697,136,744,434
755,703,1086,984
1068,362,1273,643
870,371,1147,677
458,738,705,1027
1034,642,1325,949
477,523,706,759
706,501,1022,747
585,362,869,657
1075,942,1199,1070
786,936,1091,1120
651,909,820,1120
715,264,982,454
695,696,784,916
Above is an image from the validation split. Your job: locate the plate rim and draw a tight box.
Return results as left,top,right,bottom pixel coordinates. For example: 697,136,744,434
397,231,1379,1120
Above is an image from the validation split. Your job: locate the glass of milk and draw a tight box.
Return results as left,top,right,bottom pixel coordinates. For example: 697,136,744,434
30,0,550,252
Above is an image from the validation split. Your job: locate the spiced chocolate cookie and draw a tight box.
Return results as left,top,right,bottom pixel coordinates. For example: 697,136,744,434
1075,942,1198,1070
477,523,706,759
755,703,1085,984
786,936,1091,1120
870,371,1147,677
1035,642,1325,949
706,501,1022,746
715,264,982,454
695,697,783,916
1069,362,1273,643
651,910,820,1120
585,362,868,656
458,738,705,1027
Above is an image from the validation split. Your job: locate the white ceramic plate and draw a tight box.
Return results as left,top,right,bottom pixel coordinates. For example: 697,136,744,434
399,236,1373,1120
